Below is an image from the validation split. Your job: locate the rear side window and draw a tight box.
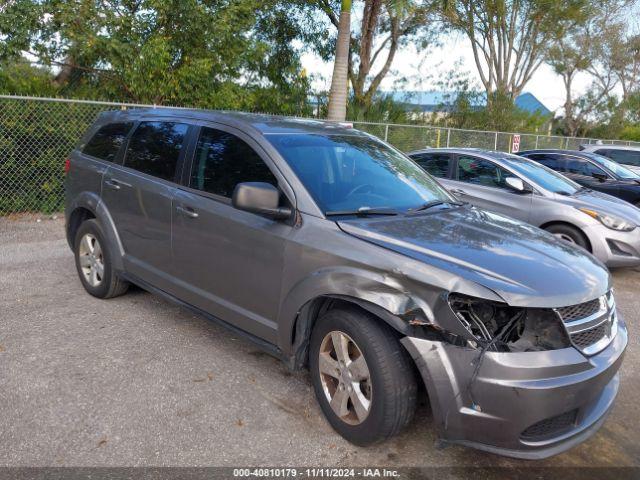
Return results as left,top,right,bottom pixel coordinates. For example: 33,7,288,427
412,153,451,178
190,127,277,198
526,154,562,171
82,122,133,162
457,155,513,190
565,158,607,177
123,122,189,181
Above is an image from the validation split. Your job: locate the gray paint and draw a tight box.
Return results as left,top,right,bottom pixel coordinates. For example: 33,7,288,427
65,109,627,459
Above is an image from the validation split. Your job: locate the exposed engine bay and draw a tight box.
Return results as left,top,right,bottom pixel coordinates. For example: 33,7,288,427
448,294,571,352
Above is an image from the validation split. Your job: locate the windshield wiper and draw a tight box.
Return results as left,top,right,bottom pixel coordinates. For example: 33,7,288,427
407,200,463,214
325,206,399,217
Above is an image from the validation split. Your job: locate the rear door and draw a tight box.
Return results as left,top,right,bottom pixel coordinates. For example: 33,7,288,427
101,120,191,292
450,154,533,222
170,124,294,343
69,121,134,203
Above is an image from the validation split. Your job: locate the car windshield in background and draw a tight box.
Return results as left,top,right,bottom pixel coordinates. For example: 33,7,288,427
503,154,581,195
583,153,640,180
267,134,455,214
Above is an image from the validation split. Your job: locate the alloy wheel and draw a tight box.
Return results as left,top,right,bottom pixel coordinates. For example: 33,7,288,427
318,331,372,425
78,233,104,287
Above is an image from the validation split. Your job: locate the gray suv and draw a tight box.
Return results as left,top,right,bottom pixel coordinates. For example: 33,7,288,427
65,110,627,459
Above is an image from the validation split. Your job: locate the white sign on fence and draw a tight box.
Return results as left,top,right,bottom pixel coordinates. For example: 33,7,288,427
512,134,521,153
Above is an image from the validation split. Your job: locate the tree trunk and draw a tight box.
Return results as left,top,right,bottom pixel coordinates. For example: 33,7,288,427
327,0,352,122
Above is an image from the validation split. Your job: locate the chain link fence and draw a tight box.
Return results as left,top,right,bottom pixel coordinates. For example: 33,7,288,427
351,122,640,153
2,94,639,215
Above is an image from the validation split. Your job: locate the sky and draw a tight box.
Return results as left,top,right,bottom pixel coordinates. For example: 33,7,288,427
301,32,597,116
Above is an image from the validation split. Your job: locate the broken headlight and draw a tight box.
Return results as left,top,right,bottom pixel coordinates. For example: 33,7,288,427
448,293,571,352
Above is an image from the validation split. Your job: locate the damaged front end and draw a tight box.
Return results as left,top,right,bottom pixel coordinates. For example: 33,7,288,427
400,290,627,459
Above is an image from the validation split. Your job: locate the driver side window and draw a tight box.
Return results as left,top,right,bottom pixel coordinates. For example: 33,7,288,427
190,127,278,198
456,156,513,190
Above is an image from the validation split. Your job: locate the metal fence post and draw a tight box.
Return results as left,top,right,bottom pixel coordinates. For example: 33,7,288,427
535,135,539,149
384,124,389,142
446,128,451,147
494,132,498,150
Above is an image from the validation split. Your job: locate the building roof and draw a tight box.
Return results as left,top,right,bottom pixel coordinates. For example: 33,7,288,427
385,90,552,116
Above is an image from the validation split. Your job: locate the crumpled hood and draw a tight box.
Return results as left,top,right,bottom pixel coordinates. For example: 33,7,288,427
556,189,640,225
338,206,610,308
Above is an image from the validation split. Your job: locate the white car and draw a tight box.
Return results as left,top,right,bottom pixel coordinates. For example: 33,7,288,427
580,145,640,174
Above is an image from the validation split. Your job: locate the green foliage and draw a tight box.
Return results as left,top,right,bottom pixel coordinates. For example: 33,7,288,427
0,99,104,214
0,0,313,114
619,125,640,142
432,70,552,133
0,60,57,96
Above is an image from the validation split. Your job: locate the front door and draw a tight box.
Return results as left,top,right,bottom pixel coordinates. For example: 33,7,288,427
450,154,533,222
171,125,293,343
101,120,190,292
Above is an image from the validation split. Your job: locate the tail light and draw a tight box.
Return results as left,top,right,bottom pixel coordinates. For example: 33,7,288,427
64,158,71,174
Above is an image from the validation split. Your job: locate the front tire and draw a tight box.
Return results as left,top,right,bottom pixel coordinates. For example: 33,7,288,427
74,219,129,299
544,224,589,250
309,307,417,446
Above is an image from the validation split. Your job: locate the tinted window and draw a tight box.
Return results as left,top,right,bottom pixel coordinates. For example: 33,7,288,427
457,156,513,190
565,158,608,177
596,149,640,167
525,154,562,171
268,134,454,213
124,122,188,181
412,153,451,178
190,127,277,198
82,122,133,161
501,155,580,195
583,152,640,179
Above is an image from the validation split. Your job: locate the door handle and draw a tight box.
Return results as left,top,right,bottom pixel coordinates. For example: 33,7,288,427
450,188,466,195
176,205,199,219
104,178,122,190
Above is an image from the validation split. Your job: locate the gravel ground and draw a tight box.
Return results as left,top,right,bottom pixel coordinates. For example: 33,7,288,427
0,215,638,469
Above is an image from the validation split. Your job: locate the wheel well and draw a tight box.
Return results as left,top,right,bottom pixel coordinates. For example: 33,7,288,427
539,221,592,252
290,296,403,371
67,207,95,246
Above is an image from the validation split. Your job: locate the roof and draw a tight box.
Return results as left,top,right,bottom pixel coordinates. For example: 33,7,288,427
408,147,511,160
385,90,552,116
582,144,640,152
98,108,365,136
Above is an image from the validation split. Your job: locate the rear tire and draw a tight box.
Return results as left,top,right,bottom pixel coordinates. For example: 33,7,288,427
309,307,417,446
74,219,129,299
544,224,589,251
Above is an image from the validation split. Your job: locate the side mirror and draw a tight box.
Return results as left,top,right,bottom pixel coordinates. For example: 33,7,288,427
592,172,608,182
505,176,527,192
232,182,292,220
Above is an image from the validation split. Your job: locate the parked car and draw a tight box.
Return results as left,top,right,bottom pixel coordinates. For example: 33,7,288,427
580,144,640,174
518,149,640,206
66,111,626,459
407,148,640,267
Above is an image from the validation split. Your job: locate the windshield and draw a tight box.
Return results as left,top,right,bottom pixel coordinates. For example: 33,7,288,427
267,134,454,214
502,154,581,195
583,153,640,180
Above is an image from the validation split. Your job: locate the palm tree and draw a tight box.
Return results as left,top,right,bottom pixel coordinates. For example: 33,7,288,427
327,0,352,122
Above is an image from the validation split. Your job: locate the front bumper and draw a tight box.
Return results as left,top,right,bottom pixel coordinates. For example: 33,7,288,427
585,223,640,268
401,312,628,459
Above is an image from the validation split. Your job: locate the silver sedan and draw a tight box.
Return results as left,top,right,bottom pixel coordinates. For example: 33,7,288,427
408,148,640,268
